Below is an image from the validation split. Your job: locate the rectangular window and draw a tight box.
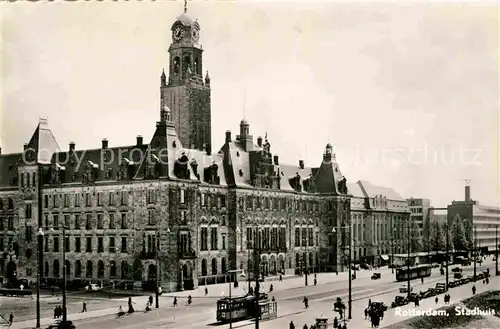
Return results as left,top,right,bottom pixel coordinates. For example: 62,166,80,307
121,237,127,252
109,237,115,252
53,237,59,252
148,210,155,225
75,193,80,207
75,237,81,252
25,226,32,242
147,189,156,204
25,204,32,219
85,193,91,206
246,227,253,249
201,227,208,251
220,195,226,208
44,236,49,252
295,228,300,247
147,235,156,253
64,194,70,208
53,214,59,228
26,268,32,276
97,192,103,206
97,213,104,229
74,214,80,230
180,189,185,204
180,210,186,224
21,173,25,187
302,228,307,247
201,193,206,206
210,227,218,250
308,228,313,246
98,237,104,252
109,213,115,229
65,237,70,252
0,238,3,251
109,192,114,206
263,227,270,249
271,227,278,249
86,214,92,230
121,191,128,205
7,217,13,230
86,237,92,252
53,194,56,208
222,234,226,250
121,212,127,229
44,195,48,208
64,214,70,228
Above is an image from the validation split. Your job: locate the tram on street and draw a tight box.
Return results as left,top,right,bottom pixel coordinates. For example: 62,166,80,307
396,264,432,281
216,293,277,323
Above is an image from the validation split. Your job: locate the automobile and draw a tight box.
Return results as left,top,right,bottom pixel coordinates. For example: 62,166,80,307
370,302,388,312
419,288,436,298
371,273,381,280
46,320,76,329
451,267,462,272
465,276,474,283
351,265,360,271
85,283,101,292
360,263,370,270
435,283,447,294
448,280,460,288
475,273,484,281
391,296,409,308
399,285,413,293
453,272,463,279
407,293,420,302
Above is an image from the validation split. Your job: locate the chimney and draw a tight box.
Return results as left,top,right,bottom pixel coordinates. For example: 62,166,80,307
299,160,304,169
101,139,108,149
69,142,75,151
136,135,143,147
465,185,471,202
23,144,28,151
273,155,279,165
0,147,2,155
225,130,231,143
257,136,263,147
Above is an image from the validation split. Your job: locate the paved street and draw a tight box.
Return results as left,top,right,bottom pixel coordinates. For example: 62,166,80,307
8,260,495,329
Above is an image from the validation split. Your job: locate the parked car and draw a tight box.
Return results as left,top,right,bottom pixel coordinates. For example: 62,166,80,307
399,285,413,293
448,280,460,288
435,283,447,294
85,283,101,292
451,267,462,272
371,273,381,280
360,263,370,270
46,320,76,329
391,296,409,308
407,293,420,302
453,272,463,279
419,288,436,298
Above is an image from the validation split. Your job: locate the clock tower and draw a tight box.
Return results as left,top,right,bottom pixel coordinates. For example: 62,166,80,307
160,3,212,154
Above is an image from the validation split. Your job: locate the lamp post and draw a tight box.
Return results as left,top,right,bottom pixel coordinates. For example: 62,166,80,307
391,228,396,274
495,226,499,276
227,269,243,329
303,228,308,286
333,225,352,320
406,217,411,299
36,227,44,328
155,228,169,309
40,225,70,328
254,227,262,329
445,223,449,290
473,225,477,281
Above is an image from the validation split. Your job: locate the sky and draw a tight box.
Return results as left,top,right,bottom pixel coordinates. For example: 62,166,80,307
1,1,498,207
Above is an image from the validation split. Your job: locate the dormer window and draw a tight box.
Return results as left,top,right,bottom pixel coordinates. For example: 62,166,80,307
173,141,177,148
236,151,240,157
239,169,243,177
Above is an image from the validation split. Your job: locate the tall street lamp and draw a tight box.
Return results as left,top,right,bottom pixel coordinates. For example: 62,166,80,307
155,227,170,308
444,223,449,290
406,218,411,299
391,228,396,274
36,227,44,328
39,225,71,329
473,225,477,281
227,269,244,329
495,226,499,276
333,225,351,320
254,227,262,329
302,228,308,286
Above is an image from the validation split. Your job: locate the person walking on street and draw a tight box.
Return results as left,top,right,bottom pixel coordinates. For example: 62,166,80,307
9,312,14,324
435,296,438,304
472,285,476,295
82,301,87,312
173,297,178,307
333,317,338,328
205,287,208,296
289,321,295,329
364,308,368,319
303,324,308,329
279,274,283,282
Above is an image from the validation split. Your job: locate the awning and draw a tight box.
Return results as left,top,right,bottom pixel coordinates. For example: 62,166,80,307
380,255,389,261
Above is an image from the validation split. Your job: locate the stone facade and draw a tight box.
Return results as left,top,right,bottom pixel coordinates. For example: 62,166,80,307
0,6,410,292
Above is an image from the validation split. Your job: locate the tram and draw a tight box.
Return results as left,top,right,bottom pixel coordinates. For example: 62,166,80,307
396,265,432,282
216,293,277,323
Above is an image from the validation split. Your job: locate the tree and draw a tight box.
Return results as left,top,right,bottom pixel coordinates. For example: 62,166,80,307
463,218,474,250
430,221,445,252
410,221,423,253
451,215,467,251
445,224,454,252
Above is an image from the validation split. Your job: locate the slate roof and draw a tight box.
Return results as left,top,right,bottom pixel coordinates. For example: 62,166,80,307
347,182,365,198
0,153,22,187
357,180,405,201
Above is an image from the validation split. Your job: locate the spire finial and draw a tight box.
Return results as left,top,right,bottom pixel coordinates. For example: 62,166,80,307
184,0,187,13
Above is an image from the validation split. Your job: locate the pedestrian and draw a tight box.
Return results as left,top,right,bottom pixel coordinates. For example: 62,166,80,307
54,306,57,319
364,308,368,319
314,278,317,286
342,323,347,329
368,299,371,307
205,287,208,296
336,270,338,276
421,277,424,284
435,296,438,304
289,321,295,329
472,285,476,295
303,324,308,329
82,301,87,312
173,297,178,307
333,317,338,328
149,295,153,306
9,312,14,324
279,274,283,282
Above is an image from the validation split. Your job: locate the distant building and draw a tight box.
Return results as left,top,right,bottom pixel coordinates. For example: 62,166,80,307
447,184,500,255
407,198,432,243
349,181,410,266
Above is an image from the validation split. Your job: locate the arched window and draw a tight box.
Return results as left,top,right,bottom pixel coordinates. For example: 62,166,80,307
110,261,116,277
221,257,227,274
86,260,93,278
295,253,300,267
121,261,128,279
75,260,81,277
97,260,104,278
65,260,71,277
183,56,191,73
211,258,217,275
173,57,180,75
7,198,13,209
201,259,207,276
194,57,199,75
44,261,49,277
53,259,60,277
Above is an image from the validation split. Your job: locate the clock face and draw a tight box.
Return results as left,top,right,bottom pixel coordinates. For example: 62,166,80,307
192,29,199,42
173,27,184,41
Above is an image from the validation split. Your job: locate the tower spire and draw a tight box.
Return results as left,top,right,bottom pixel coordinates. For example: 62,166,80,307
184,0,187,13
243,89,247,120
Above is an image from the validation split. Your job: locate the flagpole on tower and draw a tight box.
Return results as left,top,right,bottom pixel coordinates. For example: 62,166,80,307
184,0,188,13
